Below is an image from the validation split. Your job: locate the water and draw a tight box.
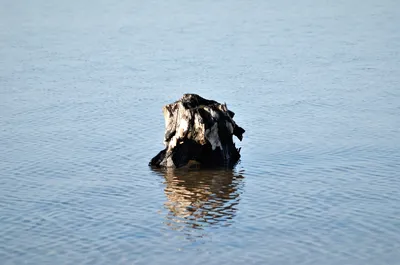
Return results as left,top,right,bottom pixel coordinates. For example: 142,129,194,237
1,0,400,264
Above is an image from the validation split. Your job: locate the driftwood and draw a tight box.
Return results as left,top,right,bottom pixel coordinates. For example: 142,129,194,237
149,94,245,168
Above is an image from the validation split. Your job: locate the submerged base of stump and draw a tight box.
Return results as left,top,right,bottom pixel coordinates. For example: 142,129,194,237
149,94,245,169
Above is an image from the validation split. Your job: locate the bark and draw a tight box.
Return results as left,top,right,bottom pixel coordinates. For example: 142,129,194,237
149,94,245,168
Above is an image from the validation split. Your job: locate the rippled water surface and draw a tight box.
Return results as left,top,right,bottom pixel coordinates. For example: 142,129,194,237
1,0,400,264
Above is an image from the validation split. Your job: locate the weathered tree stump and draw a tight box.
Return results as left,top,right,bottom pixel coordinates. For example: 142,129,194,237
149,94,245,168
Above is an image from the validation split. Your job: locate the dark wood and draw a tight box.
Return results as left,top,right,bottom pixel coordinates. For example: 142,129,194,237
149,94,245,168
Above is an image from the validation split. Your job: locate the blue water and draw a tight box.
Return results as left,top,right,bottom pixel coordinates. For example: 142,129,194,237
1,0,400,264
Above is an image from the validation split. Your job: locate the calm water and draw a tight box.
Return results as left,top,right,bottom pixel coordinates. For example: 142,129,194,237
1,0,400,264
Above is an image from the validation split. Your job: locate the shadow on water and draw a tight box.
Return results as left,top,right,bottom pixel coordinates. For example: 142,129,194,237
152,168,245,233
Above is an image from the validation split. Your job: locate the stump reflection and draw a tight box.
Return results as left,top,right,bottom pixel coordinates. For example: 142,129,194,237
155,168,244,231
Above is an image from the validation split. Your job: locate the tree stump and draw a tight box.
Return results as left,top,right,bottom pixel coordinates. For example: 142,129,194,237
149,94,245,168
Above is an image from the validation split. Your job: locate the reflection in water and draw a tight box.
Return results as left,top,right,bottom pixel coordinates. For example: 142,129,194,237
153,168,245,232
